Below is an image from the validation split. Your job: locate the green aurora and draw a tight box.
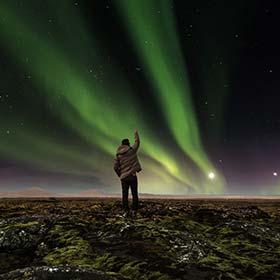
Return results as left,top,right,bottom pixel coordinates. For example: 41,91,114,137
0,0,226,194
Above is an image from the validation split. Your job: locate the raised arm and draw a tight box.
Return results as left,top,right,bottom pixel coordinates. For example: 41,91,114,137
132,129,140,151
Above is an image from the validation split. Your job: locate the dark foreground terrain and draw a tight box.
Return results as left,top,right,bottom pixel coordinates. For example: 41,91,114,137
0,198,279,280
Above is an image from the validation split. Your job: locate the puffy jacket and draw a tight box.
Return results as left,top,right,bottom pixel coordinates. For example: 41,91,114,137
113,131,142,179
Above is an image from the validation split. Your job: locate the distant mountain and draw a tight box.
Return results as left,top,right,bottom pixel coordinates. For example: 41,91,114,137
138,193,186,199
0,187,278,199
0,187,112,198
59,188,109,197
0,187,57,197
136,193,280,200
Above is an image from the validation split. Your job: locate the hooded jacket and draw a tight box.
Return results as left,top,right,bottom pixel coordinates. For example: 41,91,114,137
113,131,142,180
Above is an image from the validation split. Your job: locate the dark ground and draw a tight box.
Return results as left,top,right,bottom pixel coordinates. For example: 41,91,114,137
0,198,279,280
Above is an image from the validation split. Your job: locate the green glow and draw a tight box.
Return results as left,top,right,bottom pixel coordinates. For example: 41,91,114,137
0,1,226,194
0,120,99,177
117,0,225,192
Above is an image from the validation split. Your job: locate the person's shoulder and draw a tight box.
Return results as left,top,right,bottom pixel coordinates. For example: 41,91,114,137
117,145,132,155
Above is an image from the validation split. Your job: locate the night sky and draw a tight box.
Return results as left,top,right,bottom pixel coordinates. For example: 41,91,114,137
0,0,279,195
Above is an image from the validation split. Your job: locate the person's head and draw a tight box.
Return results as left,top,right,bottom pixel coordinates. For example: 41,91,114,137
122,138,130,146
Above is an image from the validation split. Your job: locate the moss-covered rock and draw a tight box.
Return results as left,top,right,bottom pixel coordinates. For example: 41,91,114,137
0,218,48,273
0,265,128,280
0,198,279,279
0,220,46,250
43,225,95,266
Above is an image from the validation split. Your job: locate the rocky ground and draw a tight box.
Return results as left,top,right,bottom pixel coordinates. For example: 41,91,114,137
0,198,279,280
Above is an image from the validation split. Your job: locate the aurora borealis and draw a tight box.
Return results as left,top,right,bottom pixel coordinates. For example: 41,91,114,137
0,0,279,195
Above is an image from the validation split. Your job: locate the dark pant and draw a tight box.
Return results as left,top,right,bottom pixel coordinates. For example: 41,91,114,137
121,174,139,211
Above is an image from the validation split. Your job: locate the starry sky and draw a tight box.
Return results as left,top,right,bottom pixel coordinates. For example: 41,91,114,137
0,0,279,195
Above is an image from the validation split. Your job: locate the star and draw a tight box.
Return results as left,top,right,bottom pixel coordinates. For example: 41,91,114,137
273,172,278,176
208,172,215,179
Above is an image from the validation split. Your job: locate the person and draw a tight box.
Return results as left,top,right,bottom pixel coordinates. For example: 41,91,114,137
113,129,142,217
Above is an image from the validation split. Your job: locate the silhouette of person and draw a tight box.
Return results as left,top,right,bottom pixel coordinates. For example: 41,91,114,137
114,129,142,216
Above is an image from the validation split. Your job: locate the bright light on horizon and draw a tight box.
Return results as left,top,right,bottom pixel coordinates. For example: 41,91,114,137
273,172,278,176
208,172,215,180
